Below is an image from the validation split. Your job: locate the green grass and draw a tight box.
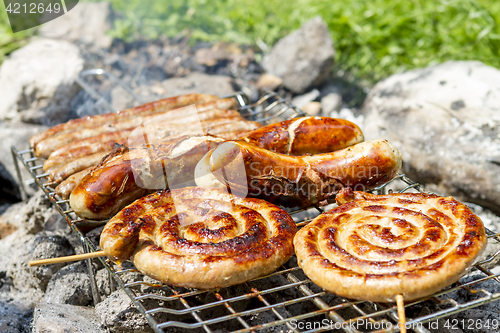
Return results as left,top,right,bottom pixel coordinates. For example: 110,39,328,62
1,0,500,84
0,2,33,64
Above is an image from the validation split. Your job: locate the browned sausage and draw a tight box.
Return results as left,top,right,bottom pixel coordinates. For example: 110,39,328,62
45,108,242,162
44,113,260,173
70,135,225,220
35,98,238,158
47,116,246,182
49,152,109,183
241,117,364,155
44,141,123,172
30,93,222,150
197,139,402,208
55,167,94,199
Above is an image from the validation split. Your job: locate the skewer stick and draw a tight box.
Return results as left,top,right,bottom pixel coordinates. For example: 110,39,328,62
29,250,106,267
396,294,407,333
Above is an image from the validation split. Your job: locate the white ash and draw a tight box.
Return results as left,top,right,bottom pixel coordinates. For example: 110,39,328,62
32,303,107,333
329,107,364,128
0,300,32,333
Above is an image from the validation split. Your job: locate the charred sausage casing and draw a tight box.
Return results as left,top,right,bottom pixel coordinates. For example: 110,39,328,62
70,135,225,220
198,139,402,208
30,93,223,152
241,117,364,155
34,97,237,158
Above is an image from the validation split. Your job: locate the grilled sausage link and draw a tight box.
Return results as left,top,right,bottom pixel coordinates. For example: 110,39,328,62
30,93,222,151
35,97,237,158
241,117,364,155
197,139,402,208
49,152,109,183
46,116,260,184
56,129,254,201
55,167,94,200
196,116,366,201
43,110,243,173
70,135,225,220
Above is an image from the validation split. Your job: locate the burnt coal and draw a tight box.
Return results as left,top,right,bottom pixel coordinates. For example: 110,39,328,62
44,261,93,306
0,162,21,214
31,235,75,290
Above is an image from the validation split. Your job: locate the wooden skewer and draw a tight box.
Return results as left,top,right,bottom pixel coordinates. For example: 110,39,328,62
29,250,106,267
396,294,407,333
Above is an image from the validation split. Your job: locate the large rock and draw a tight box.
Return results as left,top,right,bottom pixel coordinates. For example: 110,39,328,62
363,61,500,212
0,192,74,307
31,235,75,290
262,17,335,93
33,303,106,333
39,2,114,49
0,38,84,125
44,262,92,306
95,289,153,333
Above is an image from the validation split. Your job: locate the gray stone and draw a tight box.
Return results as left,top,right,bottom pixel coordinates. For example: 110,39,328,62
0,38,84,125
466,202,500,233
255,73,282,91
95,289,153,333
362,61,500,213
31,237,75,290
6,233,74,298
157,72,235,98
1,190,53,234
291,89,320,109
262,17,335,93
0,191,82,311
33,303,106,333
410,271,500,333
39,2,114,49
44,262,92,306
321,92,343,114
2,232,45,307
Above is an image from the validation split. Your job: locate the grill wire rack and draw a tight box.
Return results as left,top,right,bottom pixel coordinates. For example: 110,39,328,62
11,69,500,333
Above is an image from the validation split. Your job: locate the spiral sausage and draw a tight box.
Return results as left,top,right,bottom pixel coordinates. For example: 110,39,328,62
294,189,487,302
100,187,297,288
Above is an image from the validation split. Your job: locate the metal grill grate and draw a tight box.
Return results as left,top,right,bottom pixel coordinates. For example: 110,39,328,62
11,69,500,333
